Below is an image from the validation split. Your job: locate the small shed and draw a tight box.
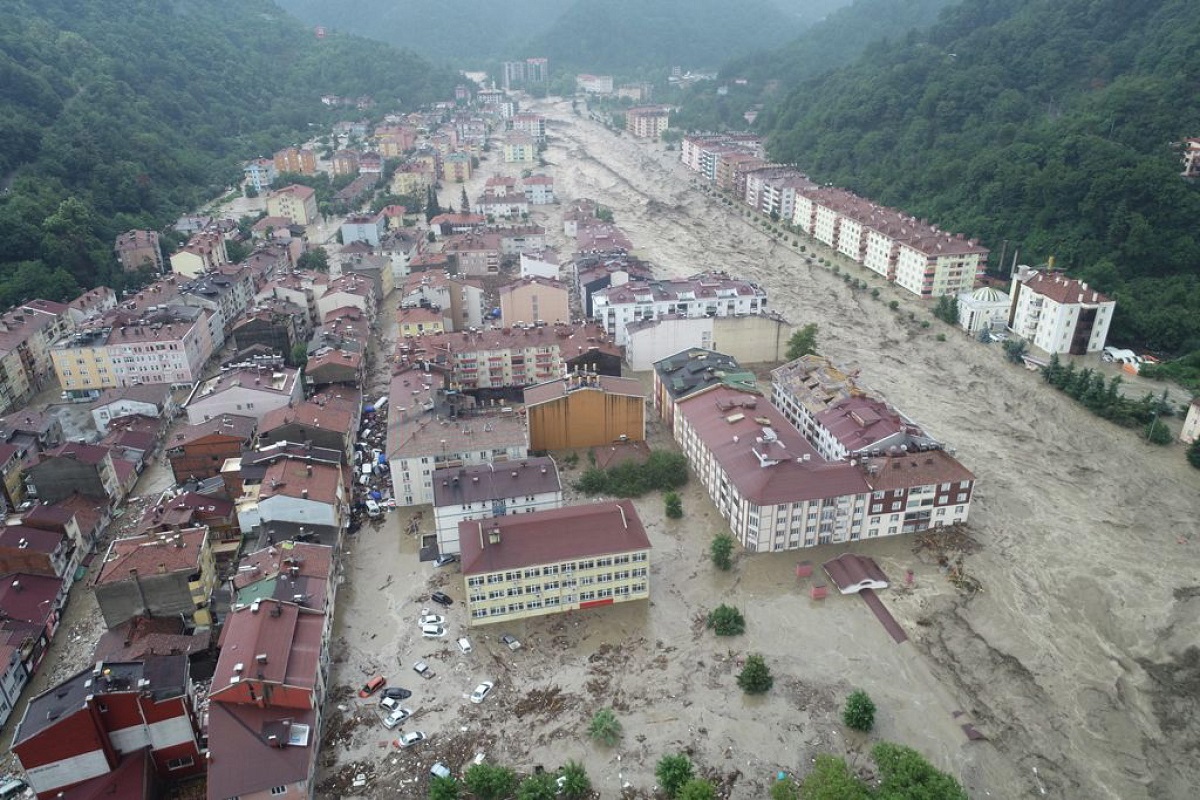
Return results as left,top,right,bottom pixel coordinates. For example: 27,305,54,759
822,553,889,595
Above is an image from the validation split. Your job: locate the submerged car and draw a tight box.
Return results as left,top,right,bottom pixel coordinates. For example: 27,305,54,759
469,681,494,704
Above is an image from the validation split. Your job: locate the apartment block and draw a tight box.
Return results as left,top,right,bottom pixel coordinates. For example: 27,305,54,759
432,457,563,556
625,106,671,139
274,146,318,176
499,276,569,326
1007,266,1115,355
266,184,319,226
591,272,768,346
114,229,164,273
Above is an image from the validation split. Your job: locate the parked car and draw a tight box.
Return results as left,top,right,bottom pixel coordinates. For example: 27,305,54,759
421,624,447,638
413,660,434,679
434,553,458,567
365,499,382,518
382,687,412,701
394,731,426,749
430,591,453,606
358,675,386,698
430,763,452,780
382,706,412,730
469,681,494,704
500,634,521,651
457,636,473,654
418,614,446,626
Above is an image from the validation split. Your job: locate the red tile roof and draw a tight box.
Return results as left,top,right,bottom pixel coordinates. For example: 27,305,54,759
95,528,207,585
1023,270,1111,305
861,449,975,492
460,500,650,576
258,460,342,505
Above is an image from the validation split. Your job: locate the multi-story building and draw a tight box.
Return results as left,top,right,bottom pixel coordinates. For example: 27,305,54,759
232,298,311,361
444,233,502,277
399,271,485,333
261,270,329,330
340,212,386,247
525,57,549,84
502,133,537,164
266,184,319,226
651,348,758,431
625,106,671,139
25,442,122,506
522,175,555,205
497,225,546,256
166,414,258,483
432,457,563,556
93,527,218,628
444,150,474,183
318,275,377,322
1180,399,1200,444
519,250,560,280
398,307,446,338
893,228,988,298
169,228,229,278
625,313,792,371
461,500,650,626
89,383,176,435
591,272,769,346
576,74,614,94
475,190,529,219
184,366,303,425
0,300,74,412
248,459,347,535
258,389,360,462
114,229,164,273
1007,266,1115,355
330,149,359,177
274,146,318,176
525,373,645,451
243,158,277,193
511,113,546,144
499,276,569,326
13,655,205,799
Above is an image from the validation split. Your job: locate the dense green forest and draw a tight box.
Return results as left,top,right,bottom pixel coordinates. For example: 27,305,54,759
0,0,458,309
746,0,1200,357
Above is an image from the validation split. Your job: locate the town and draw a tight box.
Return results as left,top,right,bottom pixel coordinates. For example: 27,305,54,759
0,63,1195,800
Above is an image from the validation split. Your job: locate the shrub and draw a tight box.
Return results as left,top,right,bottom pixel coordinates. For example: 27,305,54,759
588,708,622,746
888,300,900,311
1146,419,1173,445
710,532,734,570
665,491,683,519
655,754,695,798
706,604,745,636
842,689,876,732
921,320,931,329
557,761,592,799
936,332,946,341
770,775,800,800
429,776,460,800
516,773,558,800
463,764,518,800
737,653,773,694
871,288,880,300
1189,439,1200,469
676,778,717,800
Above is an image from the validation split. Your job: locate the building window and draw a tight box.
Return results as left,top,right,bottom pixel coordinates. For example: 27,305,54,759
956,493,967,503
271,788,287,797
167,756,195,770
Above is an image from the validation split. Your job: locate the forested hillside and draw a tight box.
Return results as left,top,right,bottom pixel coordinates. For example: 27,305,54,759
760,0,1200,355
522,0,803,72
671,0,954,131
0,0,458,308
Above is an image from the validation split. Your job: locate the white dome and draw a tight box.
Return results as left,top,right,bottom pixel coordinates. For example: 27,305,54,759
970,286,1008,302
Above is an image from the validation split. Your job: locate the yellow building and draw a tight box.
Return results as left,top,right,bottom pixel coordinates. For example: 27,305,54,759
444,152,473,183
50,327,117,394
524,373,645,451
266,184,319,226
397,306,446,338
460,500,651,626
499,276,569,327
502,133,537,164
391,168,431,196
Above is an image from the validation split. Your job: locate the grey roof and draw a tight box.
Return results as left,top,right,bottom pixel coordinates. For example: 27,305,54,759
433,457,561,507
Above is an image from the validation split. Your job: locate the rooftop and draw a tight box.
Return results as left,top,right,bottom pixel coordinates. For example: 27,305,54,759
861,448,975,492
91,383,173,410
1022,269,1111,305
654,349,758,400
93,616,212,662
206,702,317,800
212,600,323,693
95,527,207,585
593,272,766,306
258,459,342,505
460,500,650,576
432,457,560,508
190,366,299,402
523,373,645,407
168,414,259,447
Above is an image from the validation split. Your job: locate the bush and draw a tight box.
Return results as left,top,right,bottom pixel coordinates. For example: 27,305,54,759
429,776,460,800
936,332,946,341
737,653,773,694
1146,419,1173,444
842,689,876,732
588,708,622,746
557,761,592,799
871,288,880,300
573,450,689,497
463,764,518,800
710,532,734,569
1189,439,1200,469
655,754,694,798
706,604,745,636
665,491,683,519
517,773,558,800
770,775,800,800
888,300,900,311
676,778,717,800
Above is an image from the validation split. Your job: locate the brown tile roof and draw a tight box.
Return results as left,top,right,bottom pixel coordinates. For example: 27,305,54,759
460,500,650,576
93,616,211,661
432,457,560,507
258,460,342,505
45,442,112,466
206,702,317,799
169,414,258,447
861,449,975,492
211,600,322,691
96,527,207,585
1024,270,1111,305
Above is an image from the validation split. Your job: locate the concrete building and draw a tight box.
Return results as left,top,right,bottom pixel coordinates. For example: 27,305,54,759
591,272,769,346
243,158,277,193
432,457,563,556
576,74,614,94
625,106,671,139
957,286,1011,335
258,390,361,462
625,313,792,371
1007,266,1115,355
340,213,387,248
444,233,502,277
522,175,555,205
274,146,318,176
398,271,485,333
266,184,319,226
166,414,258,483
651,348,758,430
0,300,75,412
25,443,122,506
184,366,303,425
114,229,164,273
93,527,217,628
502,133,537,164
89,383,176,435
169,228,229,278
252,459,347,534
524,374,645,452
1180,399,1200,444
499,276,570,327
461,500,650,626
511,113,547,144
519,250,560,280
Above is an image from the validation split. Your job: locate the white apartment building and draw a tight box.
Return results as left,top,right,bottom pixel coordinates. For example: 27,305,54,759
591,273,768,346
432,457,563,556
1007,266,1115,354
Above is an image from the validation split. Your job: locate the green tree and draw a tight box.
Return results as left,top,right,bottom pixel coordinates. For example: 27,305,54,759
799,755,870,800
1002,338,1029,364
1145,419,1172,445
842,689,876,732
706,604,745,636
557,760,592,799
516,773,558,800
225,238,251,263
770,775,800,800
932,294,959,325
737,653,773,694
710,532,734,570
296,247,329,272
588,708,622,746
872,742,967,799
463,764,518,800
429,775,461,800
785,323,819,360
595,207,614,223
1188,439,1200,469
655,754,694,798
460,186,471,215
290,342,309,369
665,491,683,519
676,778,717,800
425,186,442,222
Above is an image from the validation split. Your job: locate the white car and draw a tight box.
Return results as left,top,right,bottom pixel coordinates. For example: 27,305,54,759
418,614,446,626
421,624,447,638
457,636,473,654
394,730,426,749
382,706,412,730
469,681,494,704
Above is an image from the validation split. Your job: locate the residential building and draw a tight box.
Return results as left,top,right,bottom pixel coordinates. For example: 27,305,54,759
444,233,502,277
957,286,1011,335
233,300,311,363
1180,399,1200,444
266,184,319,226
340,213,387,248
166,414,258,483
576,74,614,94
317,275,377,322
519,250,560,280
0,570,66,670
461,500,650,626
262,270,329,330
114,229,164,273
25,443,122,506
21,496,107,555
399,271,485,332
429,213,487,238
444,151,473,183
305,347,364,389
502,133,537,164
93,527,217,628
170,228,229,278
398,307,446,338
625,313,792,371
0,443,27,511
12,655,204,799
1182,137,1200,178
522,174,555,205
274,146,318,176
90,383,176,435
0,525,76,580
893,228,988,298
497,225,546,255
244,158,277,193
525,57,549,84
252,459,347,533
391,163,432,196
499,276,570,326
330,149,360,177
625,106,671,139
138,494,239,563
525,374,645,451
591,272,769,346
617,83,652,102
432,457,563,556
184,366,303,425
0,300,74,412
1007,266,1115,355
341,252,394,298
651,349,757,431
511,113,546,144
475,190,529,219
258,390,361,462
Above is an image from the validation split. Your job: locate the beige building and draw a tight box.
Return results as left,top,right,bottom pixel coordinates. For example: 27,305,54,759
273,146,317,176
169,229,228,278
499,276,569,326
624,313,792,371
266,184,319,226
114,229,164,273
461,500,651,626
502,133,537,164
625,106,671,139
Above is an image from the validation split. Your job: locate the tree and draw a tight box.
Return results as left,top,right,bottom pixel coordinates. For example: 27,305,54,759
737,653,773,694
799,755,870,800
588,708,622,746
770,775,800,800
290,342,309,369
463,764,518,800
1145,419,1172,445
595,207,614,223
676,778,717,800
296,247,329,272
872,742,967,799
710,532,734,570
932,294,959,325
425,186,442,222
225,238,251,263
557,760,592,799
460,186,471,215
842,689,876,732
655,754,694,798
706,604,745,636
665,491,683,519
1002,338,1029,364
1188,439,1200,469
786,323,819,360
516,773,558,800
429,776,460,800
